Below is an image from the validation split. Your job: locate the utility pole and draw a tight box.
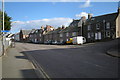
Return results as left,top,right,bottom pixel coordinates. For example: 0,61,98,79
2,0,5,55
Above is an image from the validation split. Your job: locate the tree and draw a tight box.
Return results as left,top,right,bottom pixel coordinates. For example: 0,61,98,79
0,11,12,31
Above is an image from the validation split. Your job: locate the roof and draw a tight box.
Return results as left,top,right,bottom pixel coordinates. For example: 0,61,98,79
85,12,118,25
30,29,36,34
45,30,53,35
52,28,62,34
20,30,32,35
69,19,80,27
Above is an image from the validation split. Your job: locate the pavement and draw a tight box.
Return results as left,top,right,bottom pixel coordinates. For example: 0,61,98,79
2,47,39,79
0,57,2,80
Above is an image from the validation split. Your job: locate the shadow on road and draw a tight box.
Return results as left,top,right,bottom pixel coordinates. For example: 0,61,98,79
19,47,118,78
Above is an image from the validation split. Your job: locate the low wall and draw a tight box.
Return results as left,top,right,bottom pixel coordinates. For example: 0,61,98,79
0,37,12,56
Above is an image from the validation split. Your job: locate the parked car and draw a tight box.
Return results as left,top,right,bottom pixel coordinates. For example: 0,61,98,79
66,38,73,44
72,36,86,45
52,41,58,45
47,40,52,44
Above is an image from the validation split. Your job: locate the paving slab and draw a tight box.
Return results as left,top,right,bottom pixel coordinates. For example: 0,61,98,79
2,47,38,79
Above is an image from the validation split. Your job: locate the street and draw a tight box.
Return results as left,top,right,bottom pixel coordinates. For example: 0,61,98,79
11,39,119,78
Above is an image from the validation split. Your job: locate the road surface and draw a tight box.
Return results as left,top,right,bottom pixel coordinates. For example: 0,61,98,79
15,39,119,78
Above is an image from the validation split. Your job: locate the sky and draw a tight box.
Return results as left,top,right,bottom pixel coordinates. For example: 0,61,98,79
2,1,119,33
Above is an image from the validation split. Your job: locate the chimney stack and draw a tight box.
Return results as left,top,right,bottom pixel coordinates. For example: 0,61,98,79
62,25,65,29
81,16,86,20
118,7,120,14
88,13,92,19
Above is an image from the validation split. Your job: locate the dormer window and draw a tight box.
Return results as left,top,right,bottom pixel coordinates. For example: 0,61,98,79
36,30,38,33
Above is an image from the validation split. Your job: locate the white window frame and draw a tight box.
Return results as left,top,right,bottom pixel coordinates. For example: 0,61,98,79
60,33,63,37
96,23,100,30
88,25,91,30
66,32,69,37
60,39,63,43
98,32,101,40
66,39,69,41
91,32,94,37
88,32,91,38
106,22,110,29
40,34,41,37
95,33,98,40
72,32,76,36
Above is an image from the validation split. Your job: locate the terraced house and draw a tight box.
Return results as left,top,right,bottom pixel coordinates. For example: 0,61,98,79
83,7,120,42
59,16,86,43
19,30,31,42
15,7,120,44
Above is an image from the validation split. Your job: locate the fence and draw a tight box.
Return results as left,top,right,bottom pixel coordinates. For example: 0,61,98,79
0,36,12,56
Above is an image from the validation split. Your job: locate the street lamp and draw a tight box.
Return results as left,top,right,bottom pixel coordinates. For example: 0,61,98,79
2,0,5,55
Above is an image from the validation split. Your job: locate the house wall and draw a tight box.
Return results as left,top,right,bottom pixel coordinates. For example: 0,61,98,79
116,13,120,38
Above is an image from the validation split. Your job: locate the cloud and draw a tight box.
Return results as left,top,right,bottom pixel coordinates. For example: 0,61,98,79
80,0,91,8
10,18,73,33
76,12,88,19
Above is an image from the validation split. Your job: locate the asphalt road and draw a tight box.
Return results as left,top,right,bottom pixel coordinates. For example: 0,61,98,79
16,39,119,78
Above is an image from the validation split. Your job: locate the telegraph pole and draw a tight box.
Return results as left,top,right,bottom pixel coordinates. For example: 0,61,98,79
2,0,5,55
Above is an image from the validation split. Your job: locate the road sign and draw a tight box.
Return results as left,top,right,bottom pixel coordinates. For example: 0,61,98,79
1,30,10,32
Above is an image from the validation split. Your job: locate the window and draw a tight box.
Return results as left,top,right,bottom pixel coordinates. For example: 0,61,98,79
103,20,105,23
88,25,91,30
40,34,41,37
98,32,101,40
106,22,110,29
72,32,76,36
60,39,63,43
91,32,94,37
106,31,110,37
36,30,38,33
66,39,69,41
60,33,63,37
96,23,100,30
95,33,98,40
88,32,91,38
66,32,69,37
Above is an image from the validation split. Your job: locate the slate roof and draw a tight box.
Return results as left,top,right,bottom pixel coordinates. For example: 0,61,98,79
85,12,118,25
29,29,36,34
21,30,32,35
69,20,80,27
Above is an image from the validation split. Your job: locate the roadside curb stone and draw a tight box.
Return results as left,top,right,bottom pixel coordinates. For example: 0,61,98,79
106,48,120,58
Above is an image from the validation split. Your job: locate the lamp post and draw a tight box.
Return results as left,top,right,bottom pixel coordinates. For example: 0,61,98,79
2,0,5,55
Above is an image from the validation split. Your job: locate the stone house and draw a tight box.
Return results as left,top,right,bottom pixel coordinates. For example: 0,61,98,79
83,8,120,42
59,17,86,43
29,29,36,43
52,27,62,43
19,30,31,42
42,25,55,43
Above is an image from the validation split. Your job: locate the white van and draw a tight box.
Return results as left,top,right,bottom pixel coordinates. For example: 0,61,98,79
72,36,86,44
